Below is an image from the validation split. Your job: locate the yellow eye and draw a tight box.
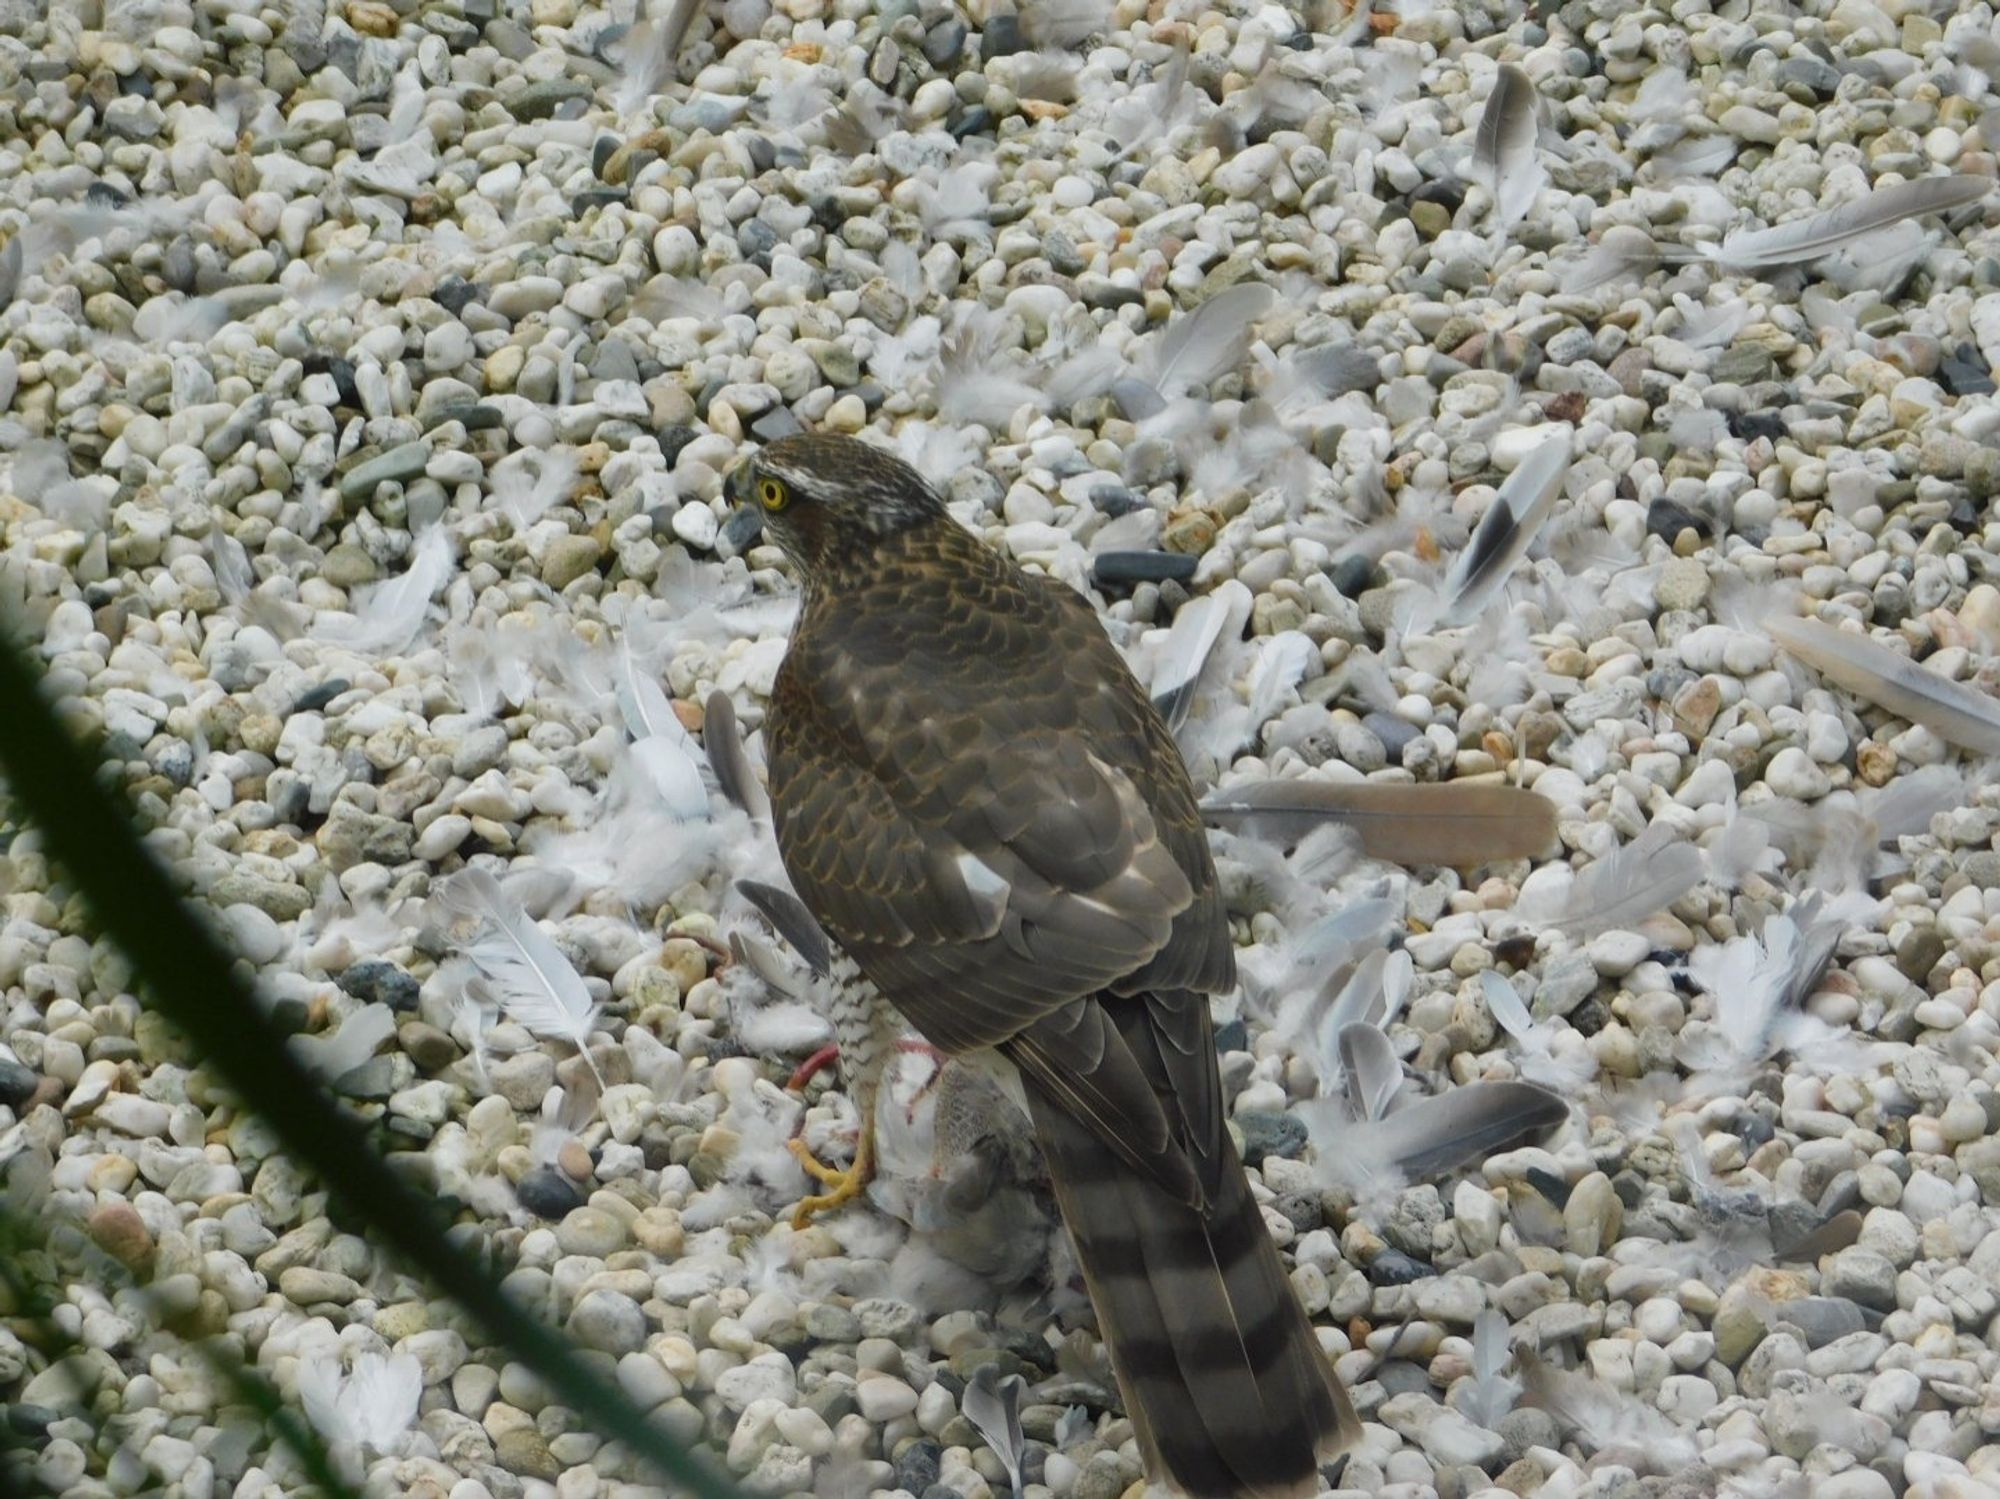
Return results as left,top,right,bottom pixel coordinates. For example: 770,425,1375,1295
758,477,790,511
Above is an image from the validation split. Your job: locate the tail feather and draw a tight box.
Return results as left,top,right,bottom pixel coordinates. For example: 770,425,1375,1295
1028,1076,1359,1499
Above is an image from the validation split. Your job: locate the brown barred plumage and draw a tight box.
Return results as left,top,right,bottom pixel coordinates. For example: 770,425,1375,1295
739,434,1358,1498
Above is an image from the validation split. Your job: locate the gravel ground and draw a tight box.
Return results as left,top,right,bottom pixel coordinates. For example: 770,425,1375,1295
4,0,2000,1497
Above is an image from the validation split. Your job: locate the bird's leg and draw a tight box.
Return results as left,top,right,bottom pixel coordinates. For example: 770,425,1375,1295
786,978,904,1228
787,1109,874,1227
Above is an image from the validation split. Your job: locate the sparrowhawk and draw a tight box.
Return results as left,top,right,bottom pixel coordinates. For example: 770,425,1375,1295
726,433,1359,1498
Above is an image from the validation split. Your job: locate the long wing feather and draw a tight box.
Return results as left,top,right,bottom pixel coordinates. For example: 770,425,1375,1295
435,868,603,1084
1707,174,1991,268
1439,431,1572,625
1201,780,1559,866
737,879,833,976
1768,613,2000,754
1472,63,1544,228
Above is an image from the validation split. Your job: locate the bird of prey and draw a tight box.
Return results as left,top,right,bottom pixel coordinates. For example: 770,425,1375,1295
724,434,1359,1498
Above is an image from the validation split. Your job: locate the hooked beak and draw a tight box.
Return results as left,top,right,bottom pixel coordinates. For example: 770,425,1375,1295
723,458,764,544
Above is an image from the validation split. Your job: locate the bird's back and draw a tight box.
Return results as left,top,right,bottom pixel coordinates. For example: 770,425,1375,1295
768,516,1233,1010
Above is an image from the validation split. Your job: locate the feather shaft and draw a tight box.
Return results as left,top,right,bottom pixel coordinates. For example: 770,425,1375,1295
1708,174,1991,268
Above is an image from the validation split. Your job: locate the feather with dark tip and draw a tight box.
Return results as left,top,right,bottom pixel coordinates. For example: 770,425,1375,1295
1704,174,1991,269
1471,63,1545,228
1201,780,1559,867
736,879,832,976
1309,1079,1567,1189
1437,432,1572,626
704,688,771,821
1769,613,2000,754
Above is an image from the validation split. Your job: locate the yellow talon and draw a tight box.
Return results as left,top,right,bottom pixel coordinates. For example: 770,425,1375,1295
786,1129,874,1228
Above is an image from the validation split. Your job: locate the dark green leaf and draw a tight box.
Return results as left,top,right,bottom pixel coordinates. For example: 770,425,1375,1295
0,630,741,1499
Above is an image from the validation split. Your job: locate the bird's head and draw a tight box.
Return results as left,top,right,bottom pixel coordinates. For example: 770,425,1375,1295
724,434,947,584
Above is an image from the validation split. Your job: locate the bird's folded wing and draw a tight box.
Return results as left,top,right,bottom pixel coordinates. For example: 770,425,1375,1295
767,699,1188,1050
1007,995,1205,1206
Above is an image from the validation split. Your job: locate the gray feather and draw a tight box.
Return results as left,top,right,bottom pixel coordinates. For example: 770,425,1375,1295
704,688,771,821
737,880,832,976
1472,64,1545,228
1439,432,1572,626
961,1365,1028,1499
1140,282,1278,399
1550,822,1703,935
1313,1080,1567,1187
1707,174,1991,268
1338,1023,1402,1124
1769,614,2000,755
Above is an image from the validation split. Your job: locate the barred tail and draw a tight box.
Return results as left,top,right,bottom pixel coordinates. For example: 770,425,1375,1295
1027,1082,1361,1499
